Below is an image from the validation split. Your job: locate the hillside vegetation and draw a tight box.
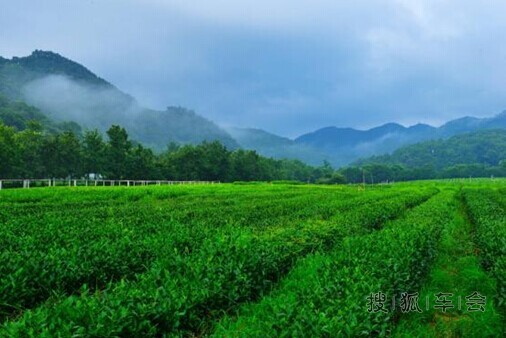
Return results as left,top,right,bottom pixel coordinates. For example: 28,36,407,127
0,51,238,150
357,129,506,169
338,130,506,183
0,93,81,134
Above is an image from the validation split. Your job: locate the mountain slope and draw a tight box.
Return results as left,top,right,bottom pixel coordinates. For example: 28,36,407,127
227,127,329,165
0,93,81,134
439,111,506,135
295,112,506,166
354,129,506,169
0,50,239,150
295,122,419,148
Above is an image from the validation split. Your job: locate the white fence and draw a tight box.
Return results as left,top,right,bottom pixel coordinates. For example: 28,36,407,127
0,179,220,190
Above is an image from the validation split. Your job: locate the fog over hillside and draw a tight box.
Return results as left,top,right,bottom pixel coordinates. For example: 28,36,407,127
22,74,137,129
0,51,239,150
1,49,506,167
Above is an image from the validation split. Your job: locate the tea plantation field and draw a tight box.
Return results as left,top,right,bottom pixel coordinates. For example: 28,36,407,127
0,181,504,337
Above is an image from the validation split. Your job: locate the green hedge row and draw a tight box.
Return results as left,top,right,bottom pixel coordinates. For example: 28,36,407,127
0,187,434,336
463,189,506,312
214,189,454,337
0,187,358,320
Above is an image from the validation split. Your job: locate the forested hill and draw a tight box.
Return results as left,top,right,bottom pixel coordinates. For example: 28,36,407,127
354,129,506,169
0,93,82,134
333,130,506,183
0,50,238,150
0,50,117,100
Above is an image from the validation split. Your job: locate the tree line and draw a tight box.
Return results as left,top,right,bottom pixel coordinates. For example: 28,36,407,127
0,122,339,182
2,119,504,183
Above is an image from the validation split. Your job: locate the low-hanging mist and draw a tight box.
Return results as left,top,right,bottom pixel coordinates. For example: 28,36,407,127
22,74,138,130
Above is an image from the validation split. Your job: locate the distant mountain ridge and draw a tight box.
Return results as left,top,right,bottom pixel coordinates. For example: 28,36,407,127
296,122,437,148
9,50,110,86
439,111,506,135
226,127,329,165
293,111,506,166
235,111,506,166
1,50,505,166
0,50,238,150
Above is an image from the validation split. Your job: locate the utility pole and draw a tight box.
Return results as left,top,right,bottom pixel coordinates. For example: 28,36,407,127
362,168,366,190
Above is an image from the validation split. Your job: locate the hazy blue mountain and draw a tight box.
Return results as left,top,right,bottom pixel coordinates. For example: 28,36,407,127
295,112,506,166
227,127,329,165
296,122,436,147
439,111,506,135
0,50,238,150
228,113,506,167
296,122,436,150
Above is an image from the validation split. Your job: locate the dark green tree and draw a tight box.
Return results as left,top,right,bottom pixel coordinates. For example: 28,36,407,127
230,150,265,181
106,125,131,179
0,123,18,178
198,141,230,181
82,129,106,177
14,125,45,178
41,131,82,178
127,144,159,180
316,172,347,184
169,144,205,180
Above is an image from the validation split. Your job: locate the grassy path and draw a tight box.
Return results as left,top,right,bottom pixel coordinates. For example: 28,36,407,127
393,189,503,337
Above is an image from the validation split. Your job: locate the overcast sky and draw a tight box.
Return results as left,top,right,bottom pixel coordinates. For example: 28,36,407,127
2,0,506,137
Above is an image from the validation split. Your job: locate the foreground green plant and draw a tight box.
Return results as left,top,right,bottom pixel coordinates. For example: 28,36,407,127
214,189,454,336
0,185,433,336
393,190,503,337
